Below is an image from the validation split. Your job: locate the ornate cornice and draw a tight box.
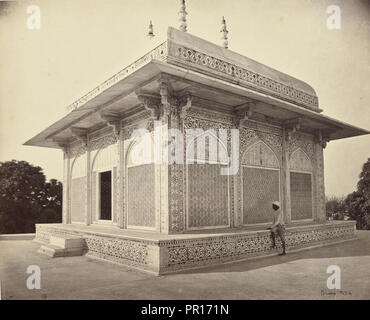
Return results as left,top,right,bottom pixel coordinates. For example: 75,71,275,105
171,45,319,110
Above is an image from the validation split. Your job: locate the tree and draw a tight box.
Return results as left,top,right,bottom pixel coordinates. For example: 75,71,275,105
344,158,370,230
326,196,345,220
0,160,62,233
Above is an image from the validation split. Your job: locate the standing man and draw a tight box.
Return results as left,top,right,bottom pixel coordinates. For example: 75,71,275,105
269,201,286,255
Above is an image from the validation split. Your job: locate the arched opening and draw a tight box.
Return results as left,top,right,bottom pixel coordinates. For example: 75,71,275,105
91,143,118,223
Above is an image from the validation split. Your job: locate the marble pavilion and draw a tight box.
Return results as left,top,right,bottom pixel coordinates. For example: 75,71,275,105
25,25,369,274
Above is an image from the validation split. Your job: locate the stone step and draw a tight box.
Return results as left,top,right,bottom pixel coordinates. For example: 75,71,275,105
49,235,84,249
38,244,84,258
37,235,85,258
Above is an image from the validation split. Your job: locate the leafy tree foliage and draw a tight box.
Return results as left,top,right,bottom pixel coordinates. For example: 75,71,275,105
345,158,370,229
0,160,62,234
327,158,370,230
326,196,345,220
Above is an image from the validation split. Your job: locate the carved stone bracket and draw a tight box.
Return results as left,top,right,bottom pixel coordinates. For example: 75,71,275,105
315,129,330,149
233,102,256,128
70,127,88,146
284,118,302,141
158,80,171,117
136,92,161,120
179,92,192,120
99,111,122,139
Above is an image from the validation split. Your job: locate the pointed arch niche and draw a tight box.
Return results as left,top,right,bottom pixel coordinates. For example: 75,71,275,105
289,148,313,221
241,140,280,225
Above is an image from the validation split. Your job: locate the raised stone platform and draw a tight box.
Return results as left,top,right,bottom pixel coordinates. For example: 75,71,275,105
35,221,356,275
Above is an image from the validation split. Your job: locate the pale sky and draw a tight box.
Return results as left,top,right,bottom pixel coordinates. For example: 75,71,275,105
0,0,369,197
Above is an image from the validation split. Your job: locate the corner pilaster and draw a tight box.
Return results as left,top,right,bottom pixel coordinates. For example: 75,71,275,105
86,136,91,226
282,128,292,224
62,148,71,224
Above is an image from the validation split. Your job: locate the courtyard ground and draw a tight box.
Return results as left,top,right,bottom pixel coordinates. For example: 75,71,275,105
0,231,369,300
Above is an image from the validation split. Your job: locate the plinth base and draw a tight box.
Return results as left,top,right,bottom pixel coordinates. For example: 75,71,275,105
35,221,356,275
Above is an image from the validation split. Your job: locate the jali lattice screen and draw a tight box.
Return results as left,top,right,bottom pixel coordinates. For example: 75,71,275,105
187,163,229,228
127,164,155,228
290,172,313,220
242,167,280,224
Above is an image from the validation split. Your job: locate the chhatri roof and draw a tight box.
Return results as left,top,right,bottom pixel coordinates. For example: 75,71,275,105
24,27,369,149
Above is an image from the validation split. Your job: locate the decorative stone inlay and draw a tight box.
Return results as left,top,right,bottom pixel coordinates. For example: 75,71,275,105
165,223,354,268
90,132,117,152
242,141,279,168
186,108,234,126
288,132,314,159
172,45,319,110
169,164,185,232
240,127,282,162
290,148,312,172
85,236,148,265
184,115,231,131
35,222,355,274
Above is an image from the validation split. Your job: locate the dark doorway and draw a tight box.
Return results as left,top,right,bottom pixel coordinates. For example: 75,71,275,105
100,171,112,220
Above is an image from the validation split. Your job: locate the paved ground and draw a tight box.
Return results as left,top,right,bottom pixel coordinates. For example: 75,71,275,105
0,231,369,300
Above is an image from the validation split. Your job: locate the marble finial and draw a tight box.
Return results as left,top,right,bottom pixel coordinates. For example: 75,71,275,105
147,20,155,38
178,0,187,32
220,16,229,49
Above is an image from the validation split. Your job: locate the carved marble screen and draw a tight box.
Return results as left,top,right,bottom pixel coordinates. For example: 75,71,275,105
126,135,156,230
242,141,280,224
290,149,313,220
186,131,229,229
187,163,229,229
